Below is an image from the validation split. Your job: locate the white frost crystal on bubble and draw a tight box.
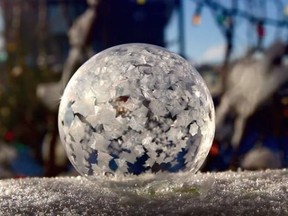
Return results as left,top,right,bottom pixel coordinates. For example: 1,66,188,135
58,43,215,179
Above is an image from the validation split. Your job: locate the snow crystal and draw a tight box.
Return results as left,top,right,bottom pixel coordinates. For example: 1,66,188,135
69,116,85,143
90,133,108,151
189,122,199,136
71,92,95,117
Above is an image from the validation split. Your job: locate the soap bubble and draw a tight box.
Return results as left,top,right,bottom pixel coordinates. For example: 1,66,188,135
58,43,215,180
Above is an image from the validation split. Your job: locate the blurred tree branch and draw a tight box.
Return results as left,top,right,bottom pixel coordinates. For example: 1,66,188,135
61,0,100,87
37,0,100,110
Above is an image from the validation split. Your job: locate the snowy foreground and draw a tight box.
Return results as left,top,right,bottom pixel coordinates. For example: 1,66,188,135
0,170,287,216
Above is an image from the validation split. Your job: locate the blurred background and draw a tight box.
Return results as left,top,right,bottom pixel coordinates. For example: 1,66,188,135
0,0,288,178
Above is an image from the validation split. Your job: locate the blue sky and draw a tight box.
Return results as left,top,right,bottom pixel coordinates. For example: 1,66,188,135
165,0,288,63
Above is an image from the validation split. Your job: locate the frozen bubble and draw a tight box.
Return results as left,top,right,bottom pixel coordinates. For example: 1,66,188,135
58,43,215,180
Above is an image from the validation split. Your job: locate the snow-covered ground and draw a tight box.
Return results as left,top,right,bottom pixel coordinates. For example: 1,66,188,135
0,169,287,215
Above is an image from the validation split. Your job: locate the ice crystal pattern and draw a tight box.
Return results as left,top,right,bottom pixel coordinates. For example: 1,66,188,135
58,43,215,179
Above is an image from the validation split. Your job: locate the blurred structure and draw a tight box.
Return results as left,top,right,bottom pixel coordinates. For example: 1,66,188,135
213,41,288,170
0,141,16,178
216,41,288,148
241,146,282,170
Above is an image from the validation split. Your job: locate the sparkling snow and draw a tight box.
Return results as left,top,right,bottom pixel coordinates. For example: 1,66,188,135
0,170,287,215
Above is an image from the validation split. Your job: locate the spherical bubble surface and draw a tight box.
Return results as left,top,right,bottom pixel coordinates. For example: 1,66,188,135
58,43,215,180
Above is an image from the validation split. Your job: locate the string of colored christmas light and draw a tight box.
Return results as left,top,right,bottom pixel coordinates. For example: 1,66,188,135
191,0,288,27
192,3,203,25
